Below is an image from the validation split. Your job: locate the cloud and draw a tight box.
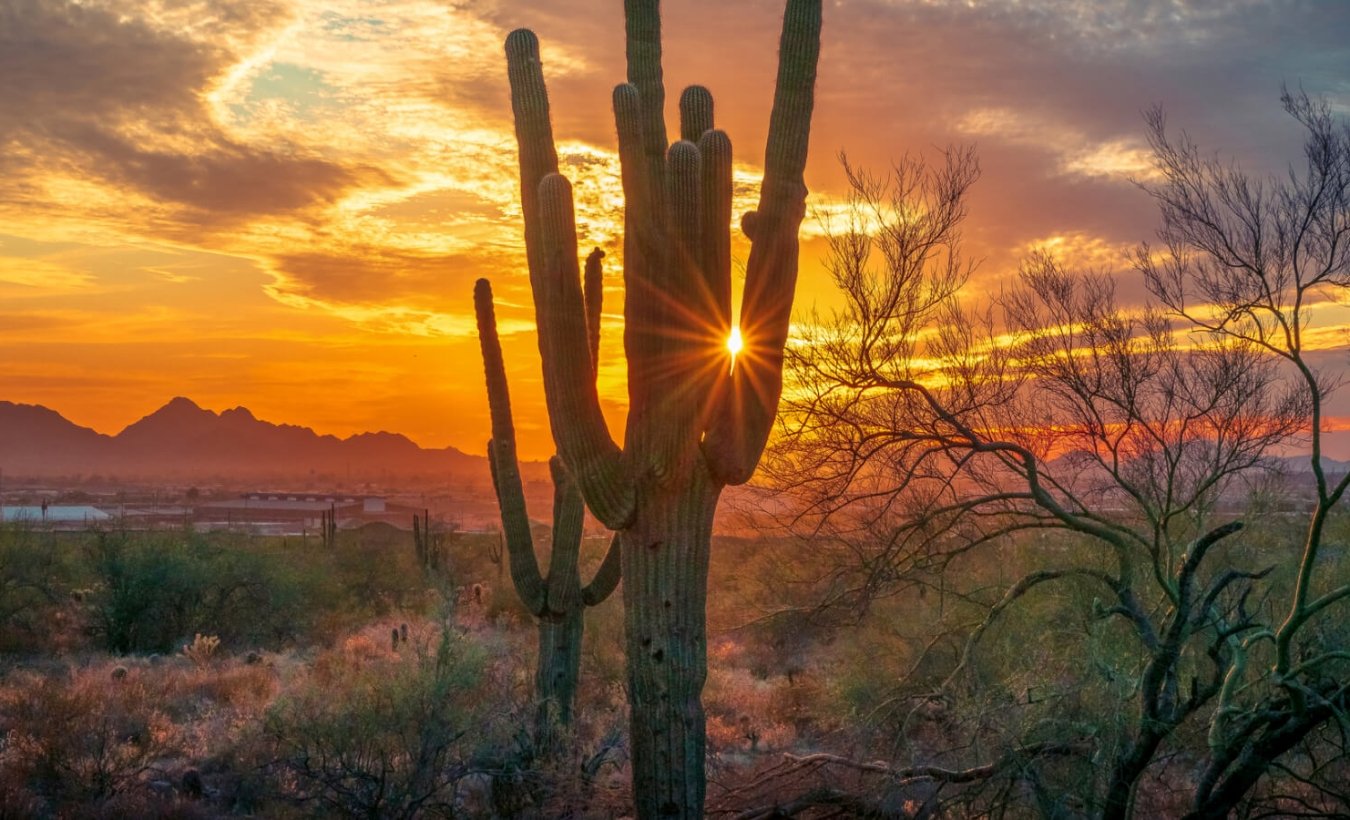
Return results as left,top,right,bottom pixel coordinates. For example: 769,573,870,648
0,256,96,295
0,0,374,228
956,107,1158,183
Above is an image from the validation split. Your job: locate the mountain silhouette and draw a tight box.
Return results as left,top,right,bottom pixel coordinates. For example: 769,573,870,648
0,398,499,483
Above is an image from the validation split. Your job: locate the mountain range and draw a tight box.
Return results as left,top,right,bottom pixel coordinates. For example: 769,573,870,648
0,398,499,484
2,398,1343,487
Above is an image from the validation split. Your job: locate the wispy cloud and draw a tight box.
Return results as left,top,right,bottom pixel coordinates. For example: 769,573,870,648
956,107,1158,183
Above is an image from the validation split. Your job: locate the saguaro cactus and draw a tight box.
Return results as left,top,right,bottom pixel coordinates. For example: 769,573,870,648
411,508,448,575
501,2,820,815
320,503,337,550
476,278,622,743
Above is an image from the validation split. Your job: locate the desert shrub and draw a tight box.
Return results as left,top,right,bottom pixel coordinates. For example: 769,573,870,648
0,667,177,809
263,627,516,818
703,647,802,756
0,524,78,653
85,531,321,653
327,536,430,618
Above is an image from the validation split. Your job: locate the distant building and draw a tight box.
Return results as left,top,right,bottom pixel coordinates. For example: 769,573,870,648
1,505,111,525
195,493,418,536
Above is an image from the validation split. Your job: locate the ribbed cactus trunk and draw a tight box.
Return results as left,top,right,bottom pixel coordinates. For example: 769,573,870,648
501,3,820,815
536,606,583,729
621,468,718,814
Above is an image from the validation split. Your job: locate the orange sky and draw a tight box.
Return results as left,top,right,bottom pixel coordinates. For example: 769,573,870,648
2,0,1348,459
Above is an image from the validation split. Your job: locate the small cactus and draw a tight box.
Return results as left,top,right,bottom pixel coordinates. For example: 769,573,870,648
413,509,453,581
111,665,128,681
391,628,401,650
487,530,506,583
320,504,338,549
182,633,220,667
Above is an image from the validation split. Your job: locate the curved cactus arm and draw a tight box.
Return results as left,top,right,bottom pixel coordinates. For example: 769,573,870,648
584,248,605,374
703,0,822,485
546,456,585,612
581,533,623,606
486,440,548,614
476,279,548,615
508,27,636,529
537,174,638,529
679,85,714,144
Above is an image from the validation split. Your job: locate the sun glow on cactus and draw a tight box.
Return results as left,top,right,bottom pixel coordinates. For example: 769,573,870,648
726,326,743,370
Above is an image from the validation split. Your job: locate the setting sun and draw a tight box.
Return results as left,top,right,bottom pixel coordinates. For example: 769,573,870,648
727,326,743,357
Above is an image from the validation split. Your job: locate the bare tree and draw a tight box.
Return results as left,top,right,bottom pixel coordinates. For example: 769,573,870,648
764,100,1348,816
1136,87,1350,820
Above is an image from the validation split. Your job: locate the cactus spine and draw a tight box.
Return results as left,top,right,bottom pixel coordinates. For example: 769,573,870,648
500,3,820,815
476,278,622,746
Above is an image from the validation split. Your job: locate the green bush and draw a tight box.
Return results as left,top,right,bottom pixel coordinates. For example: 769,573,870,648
0,524,75,652
264,629,516,818
86,531,322,654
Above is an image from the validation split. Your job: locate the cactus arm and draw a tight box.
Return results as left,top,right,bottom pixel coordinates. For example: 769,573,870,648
537,174,638,528
698,127,735,434
624,0,668,209
476,279,548,615
487,442,548,615
584,248,605,374
546,456,585,612
475,279,521,454
507,30,632,522
581,533,623,606
628,139,707,479
679,85,714,144
703,0,821,485
666,141,703,272
699,129,733,339
613,82,663,471
505,30,560,282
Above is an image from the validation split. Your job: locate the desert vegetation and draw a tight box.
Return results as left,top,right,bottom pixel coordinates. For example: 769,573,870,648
3,2,1349,819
